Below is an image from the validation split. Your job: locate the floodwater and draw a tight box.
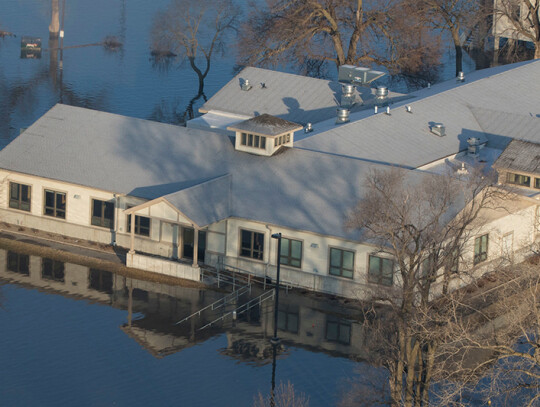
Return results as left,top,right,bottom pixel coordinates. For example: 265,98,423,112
0,247,371,406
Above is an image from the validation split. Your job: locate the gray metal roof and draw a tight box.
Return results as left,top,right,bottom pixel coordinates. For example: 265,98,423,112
200,66,406,125
227,114,302,136
0,104,388,239
493,139,540,175
296,60,540,168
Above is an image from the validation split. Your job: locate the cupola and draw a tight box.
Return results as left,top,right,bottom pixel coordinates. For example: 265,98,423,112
227,114,303,156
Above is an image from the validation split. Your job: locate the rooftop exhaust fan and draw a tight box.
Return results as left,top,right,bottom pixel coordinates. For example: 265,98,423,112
430,123,446,137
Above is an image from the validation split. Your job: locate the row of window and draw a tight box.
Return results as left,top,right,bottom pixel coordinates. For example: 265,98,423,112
240,132,267,149
506,172,540,189
239,229,491,285
275,133,291,147
9,182,152,236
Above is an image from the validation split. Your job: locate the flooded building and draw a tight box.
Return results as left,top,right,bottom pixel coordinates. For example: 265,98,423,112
1,61,540,299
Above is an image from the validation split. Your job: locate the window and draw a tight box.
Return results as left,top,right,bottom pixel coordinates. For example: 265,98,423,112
42,258,65,282
89,269,113,294
127,214,150,237
278,306,299,334
240,132,266,149
91,199,114,228
9,182,31,211
535,178,540,189
368,255,394,286
7,252,29,276
474,234,489,265
506,172,530,187
279,238,302,268
326,317,351,345
329,248,354,279
44,190,66,219
446,248,459,274
240,229,264,260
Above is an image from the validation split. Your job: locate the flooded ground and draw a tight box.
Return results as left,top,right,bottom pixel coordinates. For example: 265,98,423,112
0,246,375,406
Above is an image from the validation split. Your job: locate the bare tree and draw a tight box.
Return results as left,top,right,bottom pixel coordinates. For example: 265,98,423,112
493,0,540,59
150,0,241,95
419,0,487,76
253,381,310,407
346,166,512,406
238,0,441,77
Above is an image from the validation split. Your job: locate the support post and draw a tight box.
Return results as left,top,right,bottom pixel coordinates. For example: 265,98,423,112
129,213,136,254
192,227,199,267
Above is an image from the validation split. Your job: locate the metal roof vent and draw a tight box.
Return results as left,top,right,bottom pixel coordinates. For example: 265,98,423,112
406,105,412,113
375,86,388,106
457,71,465,82
241,79,252,91
336,107,350,124
430,123,446,137
304,122,313,133
341,83,356,107
467,137,481,156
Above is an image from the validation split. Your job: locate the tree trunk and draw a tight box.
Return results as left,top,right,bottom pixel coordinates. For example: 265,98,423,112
451,27,463,77
49,0,60,37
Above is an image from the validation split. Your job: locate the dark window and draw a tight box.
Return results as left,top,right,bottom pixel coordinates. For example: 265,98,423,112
254,135,260,148
7,252,29,275
127,214,150,237
368,255,394,286
279,238,302,268
260,136,266,149
535,178,540,189
474,234,489,265
89,269,113,294
248,133,253,146
506,172,530,187
329,248,354,278
44,190,66,219
182,228,207,262
240,229,264,260
326,317,351,345
42,258,65,282
241,133,247,145
278,307,299,334
91,199,115,228
9,182,31,211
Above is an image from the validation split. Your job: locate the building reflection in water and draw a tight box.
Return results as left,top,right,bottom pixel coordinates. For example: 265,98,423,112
0,248,369,365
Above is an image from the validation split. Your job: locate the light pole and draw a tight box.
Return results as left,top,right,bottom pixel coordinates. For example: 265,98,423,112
270,232,282,345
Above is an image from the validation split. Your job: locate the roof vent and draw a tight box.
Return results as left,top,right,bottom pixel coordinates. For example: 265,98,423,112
375,86,388,106
457,71,465,82
430,123,445,137
341,84,356,107
304,122,313,133
336,107,350,124
406,105,412,113
467,137,481,156
241,79,252,91
385,106,391,115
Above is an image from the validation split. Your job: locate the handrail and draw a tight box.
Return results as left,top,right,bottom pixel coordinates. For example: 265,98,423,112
199,289,275,331
174,284,251,325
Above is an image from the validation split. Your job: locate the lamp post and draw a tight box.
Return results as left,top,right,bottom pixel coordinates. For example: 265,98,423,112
270,232,282,345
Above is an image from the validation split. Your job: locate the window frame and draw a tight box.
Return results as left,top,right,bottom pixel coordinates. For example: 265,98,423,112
9,182,31,212
328,247,355,279
90,198,115,229
43,189,67,219
506,172,530,187
41,258,65,282
279,237,303,268
474,234,489,265
239,229,265,261
368,255,394,286
535,178,540,189
7,251,30,276
126,213,151,237
325,316,352,345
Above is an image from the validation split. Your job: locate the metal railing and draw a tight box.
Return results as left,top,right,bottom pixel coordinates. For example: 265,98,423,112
174,284,251,326
199,289,275,331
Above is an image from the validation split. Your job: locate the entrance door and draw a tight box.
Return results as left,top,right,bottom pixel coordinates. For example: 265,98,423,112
182,228,206,263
